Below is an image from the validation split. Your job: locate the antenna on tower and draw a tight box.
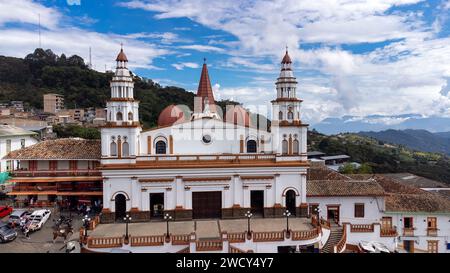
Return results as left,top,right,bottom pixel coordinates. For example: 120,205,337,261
38,13,41,48
88,47,92,69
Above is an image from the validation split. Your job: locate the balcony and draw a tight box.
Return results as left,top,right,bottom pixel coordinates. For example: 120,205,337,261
12,185,57,192
427,228,438,237
11,169,101,177
403,227,415,237
380,227,397,237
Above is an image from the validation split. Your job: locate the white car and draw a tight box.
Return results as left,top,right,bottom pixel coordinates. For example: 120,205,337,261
27,209,51,231
370,241,391,253
359,241,376,253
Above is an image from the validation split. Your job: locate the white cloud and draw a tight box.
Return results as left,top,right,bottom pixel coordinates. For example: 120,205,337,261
178,44,225,52
0,0,60,29
172,62,199,70
67,0,81,5
118,0,450,122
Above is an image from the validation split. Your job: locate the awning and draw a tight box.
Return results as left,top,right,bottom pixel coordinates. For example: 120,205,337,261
0,172,11,184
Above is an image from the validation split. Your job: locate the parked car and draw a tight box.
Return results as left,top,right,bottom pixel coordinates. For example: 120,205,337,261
8,209,32,226
0,206,13,218
359,241,376,253
0,221,17,243
371,241,391,253
27,209,51,231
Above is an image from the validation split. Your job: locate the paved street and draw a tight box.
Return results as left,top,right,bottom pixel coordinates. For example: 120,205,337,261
0,209,83,253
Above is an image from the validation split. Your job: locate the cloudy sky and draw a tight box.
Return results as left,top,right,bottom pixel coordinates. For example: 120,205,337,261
1,0,450,124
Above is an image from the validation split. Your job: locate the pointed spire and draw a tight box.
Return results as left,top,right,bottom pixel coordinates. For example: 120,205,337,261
196,60,216,112
281,47,292,64
116,44,128,62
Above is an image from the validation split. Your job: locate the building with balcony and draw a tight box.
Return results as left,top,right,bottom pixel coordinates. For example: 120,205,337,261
4,138,102,208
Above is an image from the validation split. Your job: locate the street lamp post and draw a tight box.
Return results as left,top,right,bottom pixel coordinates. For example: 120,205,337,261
283,210,291,237
314,207,322,226
244,210,253,239
82,215,91,238
164,213,173,241
123,214,132,242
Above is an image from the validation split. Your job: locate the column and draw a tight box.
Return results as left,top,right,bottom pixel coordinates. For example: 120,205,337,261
175,176,184,208
233,175,242,206
274,174,282,205
131,177,139,209
102,178,110,210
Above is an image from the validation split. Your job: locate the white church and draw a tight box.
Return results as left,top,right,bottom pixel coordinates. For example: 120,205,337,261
99,47,310,222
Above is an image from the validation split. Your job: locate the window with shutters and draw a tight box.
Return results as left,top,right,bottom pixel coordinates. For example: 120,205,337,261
354,203,365,218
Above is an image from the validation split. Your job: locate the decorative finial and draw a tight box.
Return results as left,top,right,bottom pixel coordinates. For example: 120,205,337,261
121,43,123,50
203,57,206,64
286,45,288,53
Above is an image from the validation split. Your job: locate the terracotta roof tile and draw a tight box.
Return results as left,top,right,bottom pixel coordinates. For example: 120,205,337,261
307,179,385,197
4,138,101,160
307,166,350,181
374,174,450,212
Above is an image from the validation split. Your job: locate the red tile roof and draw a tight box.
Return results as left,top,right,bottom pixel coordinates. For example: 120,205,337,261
307,179,385,197
4,138,101,160
116,48,128,62
281,50,292,64
196,62,216,112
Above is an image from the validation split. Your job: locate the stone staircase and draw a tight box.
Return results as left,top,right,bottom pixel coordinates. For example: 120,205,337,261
321,227,343,253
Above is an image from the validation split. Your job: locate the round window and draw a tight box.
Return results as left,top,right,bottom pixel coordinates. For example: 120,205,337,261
202,134,212,144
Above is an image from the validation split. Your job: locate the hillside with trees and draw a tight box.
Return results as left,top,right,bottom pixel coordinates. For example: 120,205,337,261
308,130,450,184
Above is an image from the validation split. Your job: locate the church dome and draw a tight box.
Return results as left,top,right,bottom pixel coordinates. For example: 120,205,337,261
158,105,186,127
224,105,251,127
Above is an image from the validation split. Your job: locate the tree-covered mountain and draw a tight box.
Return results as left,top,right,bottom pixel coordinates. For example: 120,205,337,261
0,48,237,129
358,129,450,156
308,130,450,184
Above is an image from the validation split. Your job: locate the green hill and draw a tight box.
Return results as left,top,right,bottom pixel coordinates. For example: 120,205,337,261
308,130,450,184
0,48,236,129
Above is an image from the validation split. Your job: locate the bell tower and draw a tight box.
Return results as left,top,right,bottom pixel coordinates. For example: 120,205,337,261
271,49,308,160
101,46,141,160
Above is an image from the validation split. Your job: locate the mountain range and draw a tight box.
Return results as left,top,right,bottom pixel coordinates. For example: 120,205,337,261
312,114,450,135
358,129,450,156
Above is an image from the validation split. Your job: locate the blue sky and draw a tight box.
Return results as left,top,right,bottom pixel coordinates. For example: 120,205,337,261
1,0,450,124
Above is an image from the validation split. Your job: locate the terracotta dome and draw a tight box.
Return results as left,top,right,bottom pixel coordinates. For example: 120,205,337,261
158,105,186,127
224,105,251,127
116,48,128,62
281,50,292,64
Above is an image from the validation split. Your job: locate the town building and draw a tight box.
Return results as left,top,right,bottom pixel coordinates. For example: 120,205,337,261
98,47,308,223
0,125,38,173
4,138,102,208
43,93,64,114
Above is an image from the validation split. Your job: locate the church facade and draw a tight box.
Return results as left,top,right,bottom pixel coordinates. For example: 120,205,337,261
100,48,309,222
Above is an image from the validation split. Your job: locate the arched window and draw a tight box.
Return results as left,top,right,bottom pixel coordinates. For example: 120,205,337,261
278,111,283,120
246,140,257,153
128,112,133,121
288,111,293,119
282,140,288,155
155,141,167,154
293,139,299,155
116,112,123,121
110,141,117,156
122,141,129,157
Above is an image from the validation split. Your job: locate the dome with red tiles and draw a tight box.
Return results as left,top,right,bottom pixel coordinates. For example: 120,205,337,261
224,105,251,127
281,50,292,64
158,105,186,127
